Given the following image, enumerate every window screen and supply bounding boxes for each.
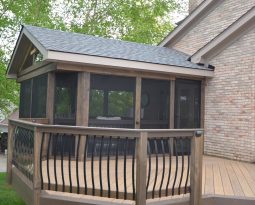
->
[141,79,170,129]
[19,79,32,118]
[89,74,135,128]
[54,73,77,125]
[31,74,47,118]
[175,79,201,129]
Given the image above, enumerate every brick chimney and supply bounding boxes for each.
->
[189,0,204,13]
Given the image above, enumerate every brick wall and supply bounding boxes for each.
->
[204,28,255,162]
[189,0,204,13]
[172,0,255,55]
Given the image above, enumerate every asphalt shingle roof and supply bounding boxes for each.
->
[24,25,206,70]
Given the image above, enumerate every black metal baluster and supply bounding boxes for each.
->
[178,138,184,195]
[54,134,59,191]
[185,138,191,194]
[124,137,128,199]
[172,138,178,196]
[165,138,172,196]
[91,135,96,196]
[99,136,104,197]
[159,138,165,197]
[76,135,81,194]
[107,136,112,198]
[84,135,88,195]
[152,138,158,199]
[46,133,52,190]
[61,134,65,192]
[68,135,72,193]
[132,138,136,200]
[40,132,45,189]
[115,137,120,199]
[146,139,152,198]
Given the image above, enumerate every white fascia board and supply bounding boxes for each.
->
[47,50,214,77]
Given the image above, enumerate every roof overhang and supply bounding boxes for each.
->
[159,0,221,47]
[191,7,255,64]
[47,50,214,77]
[7,26,48,79]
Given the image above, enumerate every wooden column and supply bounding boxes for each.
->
[33,129,43,205]
[76,72,90,159]
[7,121,15,184]
[169,79,175,129]
[46,72,55,124]
[190,131,203,205]
[135,77,142,129]
[200,80,205,154]
[136,132,147,205]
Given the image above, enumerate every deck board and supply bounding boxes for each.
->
[41,155,255,199]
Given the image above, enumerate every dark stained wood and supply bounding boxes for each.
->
[135,77,141,129]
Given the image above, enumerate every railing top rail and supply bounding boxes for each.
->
[9,119,203,138]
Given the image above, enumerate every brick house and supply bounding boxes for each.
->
[160,0,255,162]
[6,0,255,163]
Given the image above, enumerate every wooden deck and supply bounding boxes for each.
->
[41,155,255,199]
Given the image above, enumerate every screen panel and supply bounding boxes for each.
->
[19,79,32,118]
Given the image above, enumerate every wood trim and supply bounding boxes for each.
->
[50,52,214,78]
[57,63,175,80]
[17,63,56,82]
[46,72,55,124]
[18,61,51,77]
[169,79,175,129]
[135,77,142,129]
[34,129,42,205]
[136,132,147,205]
[76,72,90,159]
[190,134,203,205]
[20,118,49,124]
[159,0,220,47]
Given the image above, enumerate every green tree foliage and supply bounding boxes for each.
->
[0,0,182,118]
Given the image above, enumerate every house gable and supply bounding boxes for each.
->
[7,26,48,78]
[161,0,255,55]
[191,7,255,65]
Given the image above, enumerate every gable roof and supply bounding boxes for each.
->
[191,6,255,64]
[159,0,221,47]
[7,25,214,78]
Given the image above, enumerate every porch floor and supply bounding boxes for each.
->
[41,155,255,200]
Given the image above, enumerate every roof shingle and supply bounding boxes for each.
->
[24,25,207,70]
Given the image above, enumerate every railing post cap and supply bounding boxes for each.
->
[195,130,203,137]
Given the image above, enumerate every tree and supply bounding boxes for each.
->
[0,0,182,118]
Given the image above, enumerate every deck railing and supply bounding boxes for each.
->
[7,119,203,205]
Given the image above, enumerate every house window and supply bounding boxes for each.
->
[54,72,77,125]
[89,74,135,128]
[19,74,47,118]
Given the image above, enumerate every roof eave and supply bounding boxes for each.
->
[47,50,214,78]
[158,0,221,47]
[191,7,255,64]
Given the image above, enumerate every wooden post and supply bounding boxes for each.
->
[190,131,203,205]
[200,80,205,154]
[46,72,55,124]
[135,77,142,129]
[169,79,175,129]
[136,132,147,205]
[34,128,42,205]
[7,121,15,184]
[76,72,90,159]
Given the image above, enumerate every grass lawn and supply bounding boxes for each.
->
[0,173,25,205]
